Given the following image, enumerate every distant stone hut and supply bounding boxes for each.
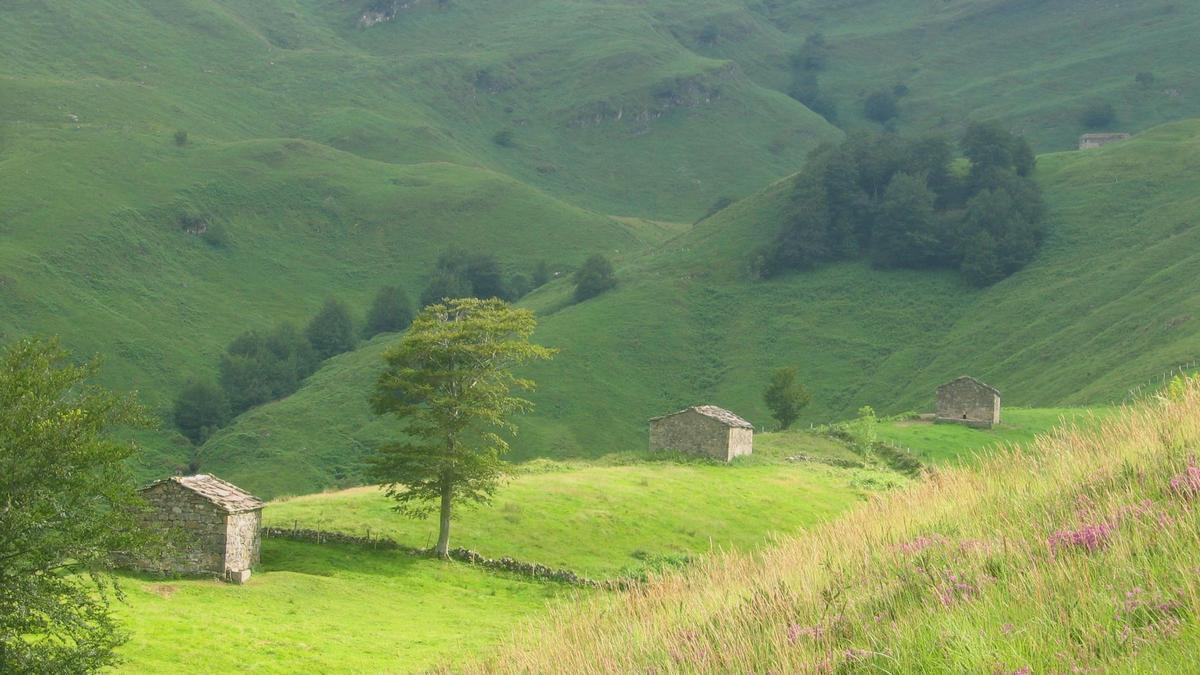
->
[138,474,264,583]
[935,376,1001,429]
[649,405,754,462]
[1079,132,1130,150]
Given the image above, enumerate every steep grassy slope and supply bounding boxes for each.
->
[481,382,1200,673]
[205,121,1200,496]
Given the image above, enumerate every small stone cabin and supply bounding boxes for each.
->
[1079,132,1130,150]
[139,474,264,583]
[649,405,754,462]
[935,376,1001,429]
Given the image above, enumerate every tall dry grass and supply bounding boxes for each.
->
[476,382,1200,673]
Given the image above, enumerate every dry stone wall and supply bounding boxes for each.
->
[139,482,229,575]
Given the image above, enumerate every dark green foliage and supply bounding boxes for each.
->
[761,123,1044,286]
[532,261,551,288]
[763,367,811,429]
[306,298,357,360]
[421,268,474,307]
[220,322,320,414]
[1136,71,1156,88]
[698,22,720,45]
[174,129,188,146]
[788,72,838,122]
[864,90,899,124]
[420,249,521,306]
[173,379,230,444]
[791,33,829,72]
[1080,101,1117,129]
[573,254,617,302]
[871,173,939,269]
[892,83,910,98]
[0,338,155,673]
[492,130,515,147]
[507,274,533,300]
[364,286,414,338]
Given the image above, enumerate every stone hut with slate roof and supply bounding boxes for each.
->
[649,405,754,462]
[138,474,264,583]
[936,376,1001,429]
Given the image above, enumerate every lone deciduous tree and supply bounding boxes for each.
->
[369,298,555,557]
[763,367,812,430]
[0,338,156,672]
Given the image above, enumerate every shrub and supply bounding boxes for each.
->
[763,367,812,430]
[1135,71,1156,88]
[172,379,230,444]
[305,298,357,360]
[573,254,617,302]
[864,90,899,124]
[1080,101,1116,129]
[492,130,515,147]
[174,129,189,146]
[363,285,413,338]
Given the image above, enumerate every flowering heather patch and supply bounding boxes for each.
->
[895,533,949,554]
[1048,522,1115,554]
[934,570,979,606]
[785,623,825,643]
[1168,457,1200,500]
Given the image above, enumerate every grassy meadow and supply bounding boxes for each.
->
[265,436,901,577]
[480,383,1200,672]
[113,539,562,673]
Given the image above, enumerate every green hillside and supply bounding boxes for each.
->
[5,1,1200,489]
[203,120,1200,497]
[482,377,1200,673]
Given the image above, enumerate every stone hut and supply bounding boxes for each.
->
[649,405,754,462]
[935,376,1001,429]
[1079,132,1130,150]
[138,474,264,583]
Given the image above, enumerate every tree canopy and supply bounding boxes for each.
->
[573,254,618,302]
[369,298,555,557]
[0,338,156,673]
[759,124,1044,286]
[363,285,414,338]
[305,298,357,360]
[763,367,812,430]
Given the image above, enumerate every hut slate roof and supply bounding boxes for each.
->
[938,375,1001,396]
[144,474,264,514]
[650,405,754,429]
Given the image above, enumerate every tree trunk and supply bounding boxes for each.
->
[435,480,452,558]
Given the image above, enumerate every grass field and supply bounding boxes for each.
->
[265,433,901,576]
[113,539,562,673]
[480,383,1200,672]
[875,407,1112,464]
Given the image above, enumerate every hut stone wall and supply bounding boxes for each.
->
[936,377,1001,428]
[140,482,230,575]
[650,409,751,461]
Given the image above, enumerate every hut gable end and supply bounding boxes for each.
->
[935,376,1001,429]
[648,405,754,461]
[136,474,263,583]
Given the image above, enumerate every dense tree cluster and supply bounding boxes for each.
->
[173,299,363,447]
[419,249,547,307]
[573,254,617,302]
[758,122,1045,286]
